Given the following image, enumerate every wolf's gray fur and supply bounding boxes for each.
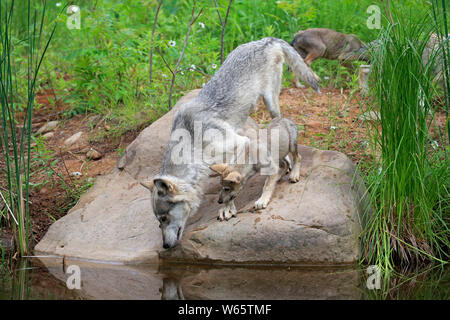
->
[141,37,319,248]
[211,117,302,221]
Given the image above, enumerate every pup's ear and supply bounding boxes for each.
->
[224,171,243,184]
[140,180,154,191]
[210,163,230,177]
[153,178,178,195]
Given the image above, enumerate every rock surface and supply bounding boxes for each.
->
[64,131,83,146]
[37,120,58,134]
[35,89,367,265]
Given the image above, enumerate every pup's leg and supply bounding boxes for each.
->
[254,167,284,210]
[218,200,237,221]
[289,148,302,183]
[283,155,292,173]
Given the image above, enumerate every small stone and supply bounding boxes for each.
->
[86,148,102,160]
[42,132,54,139]
[37,120,58,134]
[64,132,83,146]
[0,235,15,252]
[104,124,111,131]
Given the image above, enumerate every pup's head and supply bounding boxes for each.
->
[140,176,199,249]
[210,164,243,204]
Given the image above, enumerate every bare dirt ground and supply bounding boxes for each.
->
[1,86,447,248]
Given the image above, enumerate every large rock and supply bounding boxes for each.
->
[35,89,367,264]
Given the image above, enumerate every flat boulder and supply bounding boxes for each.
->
[35,89,367,265]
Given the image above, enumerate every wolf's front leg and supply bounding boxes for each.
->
[217,200,237,221]
[254,167,284,210]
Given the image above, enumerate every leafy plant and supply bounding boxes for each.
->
[0,0,56,255]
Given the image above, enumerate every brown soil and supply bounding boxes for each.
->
[1,86,447,249]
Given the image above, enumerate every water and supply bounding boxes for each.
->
[0,256,448,300]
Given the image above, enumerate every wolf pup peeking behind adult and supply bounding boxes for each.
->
[140,37,320,249]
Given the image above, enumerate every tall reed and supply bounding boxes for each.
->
[361,4,449,270]
[0,0,55,255]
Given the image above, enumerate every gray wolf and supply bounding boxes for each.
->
[210,117,302,221]
[291,28,369,87]
[140,37,319,248]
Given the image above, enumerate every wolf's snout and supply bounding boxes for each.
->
[163,243,170,249]
[218,199,223,204]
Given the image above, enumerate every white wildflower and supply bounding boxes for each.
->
[211,63,217,69]
[162,73,168,78]
[168,40,176,47]
[330,125,337,130]
[198,22,205,29]
[56,2,62,7]
[431,140,439,150]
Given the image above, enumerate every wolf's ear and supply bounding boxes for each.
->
[210,163,230,177]
[153,178,178,195]
[140,180,154,191]
[224,171,243,184]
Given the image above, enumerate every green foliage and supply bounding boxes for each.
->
[361,5,449,270]
[0,0,56,256]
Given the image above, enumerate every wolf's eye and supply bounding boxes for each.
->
[223,187,230,192]
[160,216,167,223]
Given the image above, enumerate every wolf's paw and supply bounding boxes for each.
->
[295,82,305,89]
[217,205,236,221]
[254,197,269,210]
[289,164,301,183]
[289,171,301,183]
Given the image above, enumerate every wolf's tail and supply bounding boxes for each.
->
[279,39,321,93]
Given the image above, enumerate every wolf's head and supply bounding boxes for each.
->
[210,164,244,204]
[141,176,200,249]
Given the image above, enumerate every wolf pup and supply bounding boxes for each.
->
[291,28,369,87]
[140,37,319,249]
[210,117,302,221]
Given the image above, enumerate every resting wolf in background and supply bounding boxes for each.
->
[140,37,320,249]
[210,117,302,221]
[291,28,369,87]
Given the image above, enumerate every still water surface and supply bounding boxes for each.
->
[0,256,448,300]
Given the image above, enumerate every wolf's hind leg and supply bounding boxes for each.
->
[263,69,282,118]
[254,167,284,210]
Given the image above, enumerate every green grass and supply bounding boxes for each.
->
[0,0,56,255]
[361,2,449,270]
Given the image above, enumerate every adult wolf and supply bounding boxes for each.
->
[141,37,320,249]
